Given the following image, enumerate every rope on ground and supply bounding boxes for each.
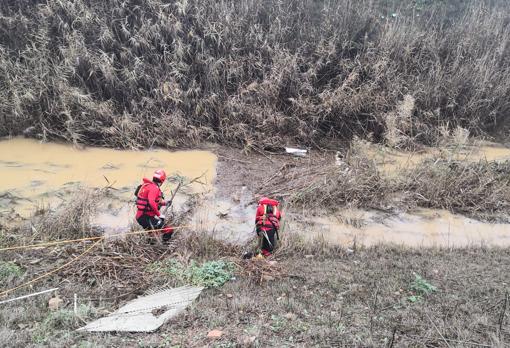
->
[0,220,221,298]
[0,238,103,298]
[0,215,351,253]
[0,228,164,252]
[0,221,217,252]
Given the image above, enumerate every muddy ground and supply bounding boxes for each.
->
[104,247,510,347]
[214,147,322,200]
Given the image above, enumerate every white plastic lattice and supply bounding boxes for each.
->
[77,286,203,332]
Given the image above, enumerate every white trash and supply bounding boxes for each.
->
[285,147,307,157]
[78,286,203,332]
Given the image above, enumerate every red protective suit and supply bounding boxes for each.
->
[255,197,282,256]
[135,178,167,219]
[255,198,281,232]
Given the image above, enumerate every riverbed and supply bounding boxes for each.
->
[1,137,509,248]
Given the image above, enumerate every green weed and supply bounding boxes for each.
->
[0,261,23,281]
[411,273,438,295]
[407,273,438,302]
[214,344,235,348]
[149,259,235,288]
[77,341,96,348]
[32,310,74,344]
[269,315,285,333]
[32,304,96,344]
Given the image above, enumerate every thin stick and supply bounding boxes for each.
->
[499,291,509,340]
[425,312,452,348]
[388,326,397,348]
[162,179,183,216]
[0,287,59,305]
[370,284,379,340]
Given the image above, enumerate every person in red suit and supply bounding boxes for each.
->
[135,169,173,242]
[255,197,282,256]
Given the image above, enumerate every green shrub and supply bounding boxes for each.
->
[149,259,235,288]
[0,261,23,281]
[32,304,96,344]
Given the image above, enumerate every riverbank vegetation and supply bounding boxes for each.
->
[1,147,509,346]
[259,139,510,221]
[1,0,509,149]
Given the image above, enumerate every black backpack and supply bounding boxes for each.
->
[134,184,142,197]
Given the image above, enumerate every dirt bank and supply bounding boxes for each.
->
[2,243,509,347]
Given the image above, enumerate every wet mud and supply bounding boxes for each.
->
[363,141,510,175]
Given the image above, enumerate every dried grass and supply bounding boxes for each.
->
[399,159,510,219]
[31,188,105,241]
[172,229,242,260]
[1,0,509,148]
[59,237,166,302]
[266,152,390,211]
[264,143,510,219]
[384,94,415,148]
[234,258,287,284]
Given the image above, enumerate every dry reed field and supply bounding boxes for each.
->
[1,0,509,149]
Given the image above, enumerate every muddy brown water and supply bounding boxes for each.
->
[0,138,216,219]
[192,187,257,245]
[1,138,509,247]
[299,209,510,248]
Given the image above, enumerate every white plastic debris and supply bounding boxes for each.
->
[0,288,59,305]
[78,286,203,332]
[285,147,307,157]
[335,151,345,166]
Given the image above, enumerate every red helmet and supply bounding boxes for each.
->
[153,169,167,183]
[259,197,279,206]
[258,197,269,204]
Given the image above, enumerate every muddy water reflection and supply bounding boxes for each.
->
[301,209,510,247]
[0,138,216,217]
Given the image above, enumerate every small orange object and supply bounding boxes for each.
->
[207,329,223,339]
